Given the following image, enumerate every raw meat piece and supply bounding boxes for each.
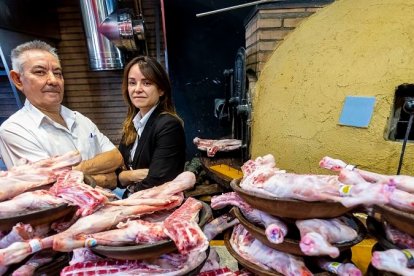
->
[230,224,312,275]
[241,154,393,208]
[61,250,207,276]
[320,156,414,193]
[203,213,239,241]
[49,170,108,216]
[0,151,81,202]
[384,221,414,249]
[0,265,7,275]
[199,248,221,272]
[123,171,196,201]
[199,268,254,276]
[53,195,183,252]
[69,248,103,265]
[211,192,288,243]
[80,219,167,246]
[339,169,412,211]
[296,217,358,258]
[11,250,55,276]
[338,169,414,212]
[0,169,56,202]
[0,172,195,265]
[193,137,242,157]
[241,154,281,177]
[0,197,182,265]
[0,223,33,249]
[316,258,362,276]
[10,150,81,173]
[372,249,414,276]
[163,197,209,255]
[0,190,66,217]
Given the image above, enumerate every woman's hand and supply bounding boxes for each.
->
[118,168,149,187]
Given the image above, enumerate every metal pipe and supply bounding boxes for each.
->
[196,0,281,18]
[79,0,124,71]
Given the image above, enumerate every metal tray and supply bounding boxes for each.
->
[0,173,96,232]
[366,216,400,250]
[223,229,337,276]
[91,200,213,260]
[231,179,354,219]
[0,203,77,232]
[233,207,366,256]
[373,204,414,237]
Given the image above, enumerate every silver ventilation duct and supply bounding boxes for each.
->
[99,9,146,52]
[79,0,124,71]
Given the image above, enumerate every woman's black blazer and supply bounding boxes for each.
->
[118,107,186,191]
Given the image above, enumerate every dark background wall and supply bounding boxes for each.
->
[164,0,252,159]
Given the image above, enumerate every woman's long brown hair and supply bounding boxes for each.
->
[121,56,180,145]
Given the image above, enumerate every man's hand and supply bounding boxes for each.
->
[90,172,118,189]
[118,169,149,187]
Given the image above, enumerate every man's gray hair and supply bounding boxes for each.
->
[11,40,60,73]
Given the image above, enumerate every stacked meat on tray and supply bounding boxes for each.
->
[0,151,223,276]
[321,156,414,276]
[207,153,414,275]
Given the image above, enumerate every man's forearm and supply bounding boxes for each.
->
[75,148,123,175]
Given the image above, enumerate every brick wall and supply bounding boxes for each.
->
[57,0,164,145]
[245,2,333,76]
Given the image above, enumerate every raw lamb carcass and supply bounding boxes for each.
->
[80,219,167,247]
[0,172,196,266]
[241,154,392,208]
[211,192,288,244]
[0,190,66,217]
[193,137,242,157]
[49,170,108,216]
[230,224,312,276]
[337,168,414,212]
[163,197,209,255]
[316,258,362,276]
[203,213,239,241]
[61,250,207,276]
[320,156,414,194]
[296,217,358,258]
[384,222,414,249]
[0,223,34,249]
[371,249,414,276]
[0,151,82,202]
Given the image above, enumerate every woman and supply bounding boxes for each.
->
[117,56,186,196]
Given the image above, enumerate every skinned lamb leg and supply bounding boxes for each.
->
[79,219,167,246]
[231,224,312,276]
[53,196,183,252]
[0,190,66,216]
[211,192,288,243]
[0,223,34,249]
[320,156,414,193]
[11,250,56,276]
[338,169,414,212]
[111,171,196,204]
[203,213,239,241]
[296,217,357,258]
[0,236,53,266]
[371,249,414,276]
[0,197,183,266]
[242,166,392,208]
[316,258,362,276]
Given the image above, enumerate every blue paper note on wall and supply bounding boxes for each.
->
[338,96,376,128]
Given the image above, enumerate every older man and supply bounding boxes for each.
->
[0,40,123,188]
